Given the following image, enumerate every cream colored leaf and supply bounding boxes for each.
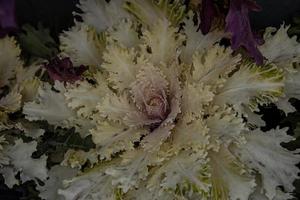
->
[65,72,110,118]
[91,121,147,160]
[58,164,117,200]
[181,83,214,116]
[102,44,139,91]
[192,45,241,85]
[0,88,22,113]
[98,93,156,127]
[77,0,131,32]
[147,150,210,199]
[106,149,157,192]
[172,117,210,151]
[141,19,184,64]
[214,63,284,112]
[107,19,140,48]
[0,37,22,88]
[15,64,40,85]
[0,166,18,188]
[124,0,186,26]
[181,13,223,64]
[209,146,256,200]
[141,123,175,152]
[20,78,40,102]
[60,23,105,67]
[206,106,246,147]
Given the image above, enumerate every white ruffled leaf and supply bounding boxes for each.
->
[60,23,105,67]
[58,164,117,200]
[235,128,300,199]
[0,166,18,188]
[181,13,223,64]
[5,139,48,183]
[206,106,246,147]
[23,81,75,126]
[106,150,158,193]
[77,0,131,32]
[259,25,300,68]
[37,165,78,200]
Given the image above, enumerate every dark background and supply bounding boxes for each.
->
[14,0,300,38]
[0,0,299,199]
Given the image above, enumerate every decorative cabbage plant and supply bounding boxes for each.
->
[2,0,298,199]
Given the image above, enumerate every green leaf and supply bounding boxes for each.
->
[18,23,59,60]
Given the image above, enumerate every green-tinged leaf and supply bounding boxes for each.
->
[18,24,58,60]
[124,0,186,26]
[215,63,284,112]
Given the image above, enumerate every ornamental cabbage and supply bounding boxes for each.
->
[21,0,300,200]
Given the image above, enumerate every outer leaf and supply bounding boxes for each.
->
[23,81,75,126]
[37,166,78,200]
[147,150,211,199]
[0,37,22,88]
[0,88,21,113]
[209,146,256,200]
[106,150,157,193]
[259,25,300,68]
[60,23,105,67]
[77,0,131,32]
[235,128,300,199]
[192,45,241,85]
[124,0,186,26]
[181,12,223,64]
[0,136,9,167]
[58,163,118,200]
[206,106,246,147]
[5,139,48,183]
[214,63,284,112]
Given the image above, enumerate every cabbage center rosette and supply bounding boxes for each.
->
[23,0,300,200]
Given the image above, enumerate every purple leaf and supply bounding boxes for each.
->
[44,57,87,83]
[0,0,17,37]
[225,0,264,64]
[199,0,217,34]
